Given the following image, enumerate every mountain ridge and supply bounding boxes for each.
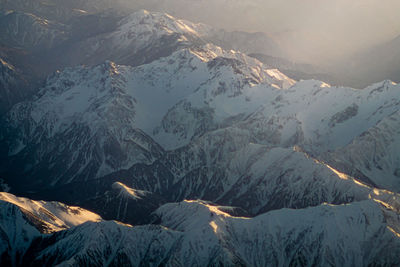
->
[0,6,400,266]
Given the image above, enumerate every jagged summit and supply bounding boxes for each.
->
[111,181,150,199]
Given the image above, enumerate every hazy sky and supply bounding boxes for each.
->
[123,0,400,63]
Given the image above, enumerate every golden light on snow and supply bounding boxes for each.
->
[387,226,400,238]
[373,188,381,196]
[0,192,102,233]
[325,164,350,180]
[210,221,219,233]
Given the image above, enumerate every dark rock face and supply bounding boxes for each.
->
[0,58,28,114]
[80,182,167,225]
[329,103,359,127]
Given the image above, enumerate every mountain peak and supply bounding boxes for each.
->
[112,182,150,200]
[119,9,208,38]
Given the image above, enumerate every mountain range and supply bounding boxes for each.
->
[0,3,400,266]
[1,191,400,266]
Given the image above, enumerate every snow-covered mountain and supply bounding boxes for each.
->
[0,60,164,192]
[165,143,375,214]
[80,182,166,225]
[1,5,400,266]
[0,192,102,266]
[1,195,398,266]
[0,201,42,266]
[153,199,400,266]
[0,11,68,50]
[0,7,291,113]
[0,8,290,113]
[0,192,101,233]
[11,110,400,227]
[60,9,286,69]
[245,79,400,154]
[0,43,293,192]
[61,10,206,67]
[325,109,400,192]
[2,39,400,218]
[111,129,400,218]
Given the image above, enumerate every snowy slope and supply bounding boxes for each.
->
[0,192,102,266]
[25,221,181,267]
[1,4,400,267]
[156,199,400,266]
[128,44,294,148]
[2,41,400,212]
[43,126,400,222]
[2,42,400,208]
[0,201,41,266]
[0,43,293,191]
[62,9,287,69]
[162,126,400,215]
[0,7,290,91]
[0,61,164,191]
[0,192,101,233]
[63,9,207,67]
[241,79,400,154]
[11,199,400,266]
[325,109,400,191]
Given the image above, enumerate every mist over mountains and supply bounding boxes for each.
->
[123,0,400,87]
[0,1,400,266]
[1,0,399,88]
